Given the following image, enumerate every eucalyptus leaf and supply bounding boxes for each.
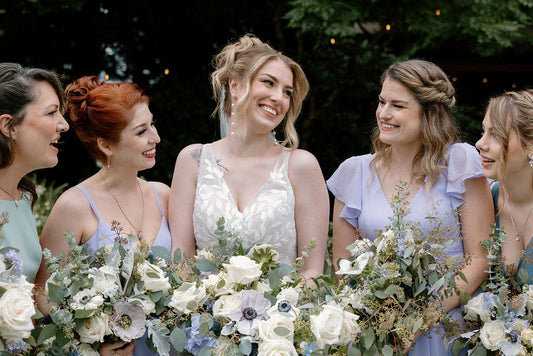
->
[170,327,186,352]
[196,258,217,272]
[239,339,252,355]
[151,246,171,261]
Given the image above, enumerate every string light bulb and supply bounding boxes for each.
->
[483,78,488,83]
[104,73,109,80]
[436,9,441,16]
[330,38,336,44]
[385,24,391,31]
[164,68,169,75]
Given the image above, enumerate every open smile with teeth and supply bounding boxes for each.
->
[261,105,277,116]
[143,148,156,156]
[382,123,398,129]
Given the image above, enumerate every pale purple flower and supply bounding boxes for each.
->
[228,290,271,335]
[5,339,30,354]
[5,249,23,278]
[109,301,146,342]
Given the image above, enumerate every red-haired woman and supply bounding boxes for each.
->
[35,76,170,356]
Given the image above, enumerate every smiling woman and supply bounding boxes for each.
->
[0,62,68,282]
[34,76,170,356]
[327,59,494,355]
[169,34,330,282]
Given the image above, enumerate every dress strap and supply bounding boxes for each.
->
[147,182,164,216]
[74,186,102,220]
[274,149,291,173]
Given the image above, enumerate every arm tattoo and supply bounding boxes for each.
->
[190,148,202,165]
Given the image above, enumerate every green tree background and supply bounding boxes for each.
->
[1,0,532,189]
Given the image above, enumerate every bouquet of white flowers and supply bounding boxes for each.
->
[452,227,533,356]
[333,183,466,355]
[0,212,37,355]
[165,218,299,355]
[38,230,176,355]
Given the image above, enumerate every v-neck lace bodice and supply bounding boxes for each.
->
[193,144,296,265]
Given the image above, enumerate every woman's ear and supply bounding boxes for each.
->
[97,137,113,157]
[228,78,240,98]
[0,114,14,138]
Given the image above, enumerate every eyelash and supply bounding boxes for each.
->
[137,121,156,135]
[262,80,293,97]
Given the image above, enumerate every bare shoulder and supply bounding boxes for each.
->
[288,148,322,174]
[176,143,204,164]
[148,181,170,199]
[52,186,92,214]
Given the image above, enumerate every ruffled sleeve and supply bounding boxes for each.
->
[445,142,484,210]
[327,154,373,228]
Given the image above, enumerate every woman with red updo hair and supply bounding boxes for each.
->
[35,76,171,356]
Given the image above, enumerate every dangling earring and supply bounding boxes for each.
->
[107,156,111,172]
[529,154,533,168]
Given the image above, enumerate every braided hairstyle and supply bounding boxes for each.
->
[65,76,149,163]
[372,59,459,189]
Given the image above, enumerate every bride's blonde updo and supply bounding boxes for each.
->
[65,76,149,162]
[372,59,459,189]
[211,34,309,149]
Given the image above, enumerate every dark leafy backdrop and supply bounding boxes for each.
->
[1,0,532,189]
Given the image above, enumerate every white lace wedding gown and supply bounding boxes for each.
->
[193,144,297,265]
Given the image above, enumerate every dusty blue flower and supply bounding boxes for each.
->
[185,313,218,355]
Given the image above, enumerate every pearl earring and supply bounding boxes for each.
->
[529,154,533,168]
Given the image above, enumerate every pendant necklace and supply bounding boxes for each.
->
[505,192,533,242]
[0,185,19,208]
[391,160,412,196]
[105,178,145,239]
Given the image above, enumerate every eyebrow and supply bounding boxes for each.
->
[259,73,294,90]
[378,95,409,104]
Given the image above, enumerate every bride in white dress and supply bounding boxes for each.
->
[168,34,329,279]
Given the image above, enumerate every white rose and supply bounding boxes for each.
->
[77,313,111,344]
[464,293,491,322]
[76,343,100,356]
[168,282,206,314]
[213,294,242,318]
[521,328,533,347]
[136,261,171,295]
[337,309,361,345]
[310,304,344,348]
[0,284,36,339]
[336,251,373,276]
[524,287,533,313]
[258,313,294,342]
[258,338,298,356]
[479,320,506,351]
[201,272,235,296]
[71,289,104,310]
[225,256,262,285]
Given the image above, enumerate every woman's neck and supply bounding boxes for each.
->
[501,171,533,206]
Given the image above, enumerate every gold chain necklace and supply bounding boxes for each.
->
[505,192,533,242]
[0,185,19,208]
[104,178,144,239]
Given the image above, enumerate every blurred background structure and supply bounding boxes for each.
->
[1,0,532,188]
